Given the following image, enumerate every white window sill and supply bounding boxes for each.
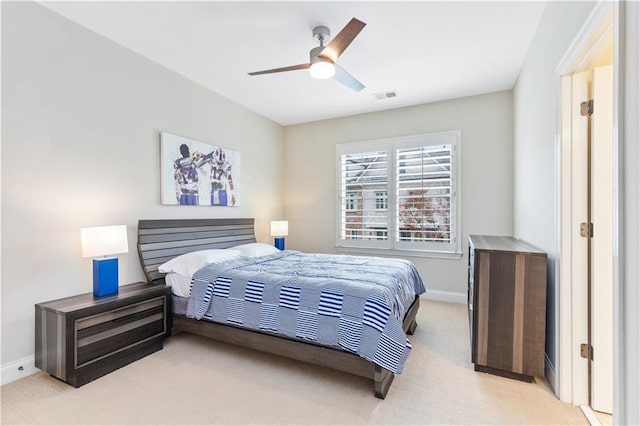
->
[335,245,463,260]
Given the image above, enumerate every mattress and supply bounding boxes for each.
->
[172,294,189,315]
[165,272,192,298]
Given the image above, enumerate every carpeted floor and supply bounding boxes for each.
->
[1,299,587,425]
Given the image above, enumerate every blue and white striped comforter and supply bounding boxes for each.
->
[186,250,425,374]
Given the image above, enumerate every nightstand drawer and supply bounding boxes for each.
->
[76,297,164,330]
[75,296,166,368]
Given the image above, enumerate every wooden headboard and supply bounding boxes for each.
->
[137,218,256,284]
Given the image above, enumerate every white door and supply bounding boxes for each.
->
[569,71,590,406]
[591,64,614,414]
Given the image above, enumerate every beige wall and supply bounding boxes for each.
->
[283,91,514,301]
[1,2,284,371]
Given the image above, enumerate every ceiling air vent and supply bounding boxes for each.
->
[374,91,398,100]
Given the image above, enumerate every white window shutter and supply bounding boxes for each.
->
[337,131,460,254]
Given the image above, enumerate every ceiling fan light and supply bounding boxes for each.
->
[310,61,335,79]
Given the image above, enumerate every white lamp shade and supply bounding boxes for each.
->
[81,225,129,258]
[310,61,335,79]
[270,221,288,237]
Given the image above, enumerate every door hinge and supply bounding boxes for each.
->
[580,222,593,238]
[580,343,593,360]
[580,99,594,116]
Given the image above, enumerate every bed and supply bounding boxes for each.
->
[137,218,424,398]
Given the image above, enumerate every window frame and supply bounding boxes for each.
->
[336,131,462,257]
[345,192,357,211]
[374,191,388,210]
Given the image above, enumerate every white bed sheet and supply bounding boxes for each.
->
[165,272,191,298]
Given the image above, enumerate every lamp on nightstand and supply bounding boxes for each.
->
[81,225,129,297]
[270,221,288,250]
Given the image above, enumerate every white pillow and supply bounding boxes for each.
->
[158,249,243,277]
[231,242,280,257]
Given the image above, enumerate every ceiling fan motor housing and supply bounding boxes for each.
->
[310,46,329,64]
[309,45,335,79]
[312,25,330,44]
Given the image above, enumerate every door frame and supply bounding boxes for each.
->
[554,0,622,416]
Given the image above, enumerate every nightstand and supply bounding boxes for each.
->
[35,282,171,387]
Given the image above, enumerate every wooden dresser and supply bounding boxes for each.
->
[468,235,547,381]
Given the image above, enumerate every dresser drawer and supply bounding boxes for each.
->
[74,296,167,368]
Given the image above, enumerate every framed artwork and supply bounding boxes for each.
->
[160,132,241,206]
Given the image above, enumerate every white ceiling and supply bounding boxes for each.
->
[41,1,546,126]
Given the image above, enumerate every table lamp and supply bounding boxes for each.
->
[270,221,288,250]
[81,225,129,297]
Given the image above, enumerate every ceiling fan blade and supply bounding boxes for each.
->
[333,64,365,92]
[248,63,310,76]
[318,17,366,62]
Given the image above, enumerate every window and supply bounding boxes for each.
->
[345,192,357,211]
[375,191,388,210]
[337,131,460,254]
[339,149,389,242]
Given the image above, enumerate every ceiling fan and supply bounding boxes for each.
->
[248,17,367,92]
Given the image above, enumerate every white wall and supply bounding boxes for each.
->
[512,0,596,380]
[283,91,514,301]
[620,2,640,423]
[1,2,284,377]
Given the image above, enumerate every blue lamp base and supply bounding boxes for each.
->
[274,237,285,250]
[93,258,119,297]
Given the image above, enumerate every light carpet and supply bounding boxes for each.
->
[1,299,587,425]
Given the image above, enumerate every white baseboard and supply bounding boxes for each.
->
[423,289,466,304]
[1,355,38,385]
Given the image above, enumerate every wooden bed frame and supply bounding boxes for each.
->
[137,218,419,399]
